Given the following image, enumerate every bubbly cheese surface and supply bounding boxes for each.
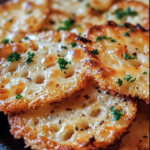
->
[0,0,50,32]
[0,31,90,114]
[9,80,137,150]
[84,25,149,103]
[106,1,149,29]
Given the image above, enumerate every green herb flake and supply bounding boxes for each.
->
[61,46,68,49]
[27,10,32,14]
[23,37,30,41]
[8,19,12,23]
[7,52,21,62]
[57,58,71,71]
[86,3,90,7]
[123,75,136,83]
[123,32,130,36]
[95,36,111,42]
[70,42,77,48]
[114,7,138,20]
[44,27,48,31]
[57,18,75,31]
[2,39,10,45]
[143,71,147,75]
[111,39,117,42]
[110,106,124,121]
[91,49,99,55]
[116,79,123,86]
[16,94,22,99]
[49,20,55,24]
[26,52,35,64]
[122,53,137,60]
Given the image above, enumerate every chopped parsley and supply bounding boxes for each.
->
[123,32,130,36]
[57,58,71,71]
[27,10,32,14]
[61,46,68,49]
[114,7,138,19]
[110,106,124,121]
[7,52,21,62]
[116,79,123,86]
[23,37,30,41]
[111,39,117,42]
[26,52,35,64]
[44,28,48,31]
[2,39,10,45]
[95,36,111,42]
[8,19,12,23]
[91,49,99,55]
[123,75,136,83]
[16,94,22,99]
[86,3,91,7]
[70,42,77,47]
[95,36,116,43]
[122,53,137,60]
[143,71,147,75]
[57,18,75,31]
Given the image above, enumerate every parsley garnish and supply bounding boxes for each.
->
[114,7,138,19]
[111,39,117,42]
[61,46,68,49]
[86,3,91,7]
[123,32,130,36]
[27,10,32,14]
[95,36,111,42]
[91,49,99,55]
[70,42,77,47]
[26,52,35,64]
[2,39,10,45]
[116,79,123,86]
[16,94,22,99]
[123,75,136,83]
[122,53,137,60]
[110,106,124,121]
[8,19,12,23]
[23,37,30,41]
[143,71,147,75]
[7,52,21,62]
[44,28,48,31]
[57,58,71,71]
[57,18,75,31]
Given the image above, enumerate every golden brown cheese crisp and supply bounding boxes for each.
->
[0,0,50,33]
[118,100,149,150]
[106,1,149,30]
[0,31,91,114]
[82,24,149,103]
[8,81,137,150]
[133,0,149,6]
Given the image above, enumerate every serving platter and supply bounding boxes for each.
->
[0,112,31,150]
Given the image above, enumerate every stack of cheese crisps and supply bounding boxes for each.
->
[0,0,149,150]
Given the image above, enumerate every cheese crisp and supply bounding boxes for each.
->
[106,1,149,30]
[84,24,149,103]
[0,31,91,114]
[0,0,50,33]
[9,81,137,150]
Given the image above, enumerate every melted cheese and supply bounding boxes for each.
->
[85,25,149,103]
[9,81,137,150]
[0,31,90,114]
[106,1,149,29]
[0,0,50,32]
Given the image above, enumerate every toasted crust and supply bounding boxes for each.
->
[8,80,137,150]
[133,0,149,6]
[118,100,149,150]
[106,1,149,29]
[82,25,149,103]
[0,0,50,33]
[0,31,92,114]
